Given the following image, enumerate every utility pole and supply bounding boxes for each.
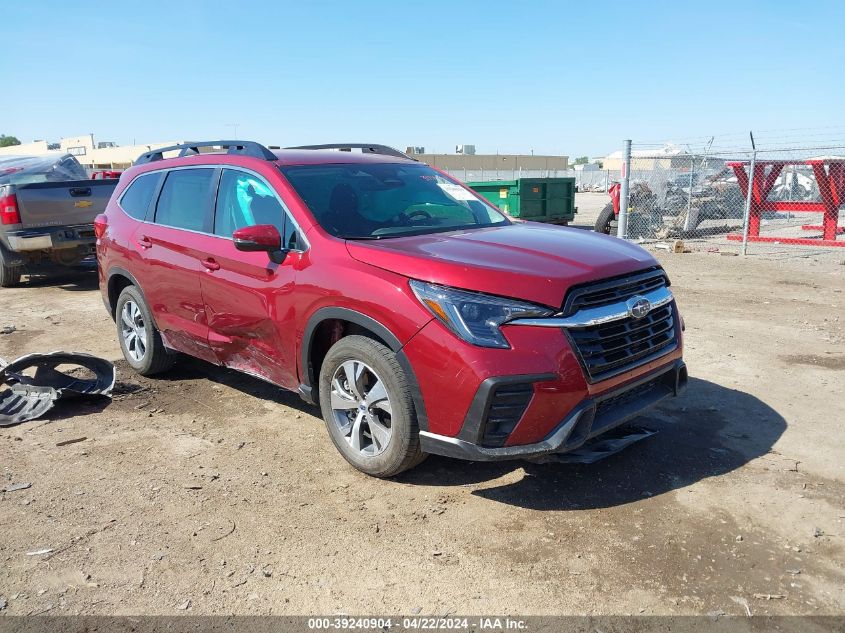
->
[617,140,632,239]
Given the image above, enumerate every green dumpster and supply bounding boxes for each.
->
[466,178,577,224]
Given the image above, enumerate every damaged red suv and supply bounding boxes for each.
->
[96,141,686,477]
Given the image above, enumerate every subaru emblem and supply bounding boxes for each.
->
[627,295,651,319]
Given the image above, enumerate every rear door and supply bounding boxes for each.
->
[197,168,305,389]
[132,167,219,363]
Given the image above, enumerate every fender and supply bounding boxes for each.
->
[299,306,429,431]
[106,266,159,327]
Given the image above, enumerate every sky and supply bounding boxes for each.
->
[3,0,845,157]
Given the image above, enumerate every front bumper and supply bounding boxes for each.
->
[419,360,686,461]
[402,293,684,462]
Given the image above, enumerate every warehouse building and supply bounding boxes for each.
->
[0,135,571,176]
[413,152,568,172]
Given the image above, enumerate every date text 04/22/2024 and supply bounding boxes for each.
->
[306,617,527,630]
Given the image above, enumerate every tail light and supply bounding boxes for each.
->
[0,193,21,225]
[94,213,108,239]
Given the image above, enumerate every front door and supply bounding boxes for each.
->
[198,168,305,389]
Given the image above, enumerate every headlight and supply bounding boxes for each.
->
[410,280,554,349]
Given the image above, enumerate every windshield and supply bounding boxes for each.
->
[280,163,509,239]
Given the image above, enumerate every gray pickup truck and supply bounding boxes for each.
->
[0,154,118,287]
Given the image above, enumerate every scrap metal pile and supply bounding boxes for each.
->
[0,352,115,426]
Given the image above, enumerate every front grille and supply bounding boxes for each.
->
[568,304,676,381]
[481,382,534,447]
[562,267,668,316]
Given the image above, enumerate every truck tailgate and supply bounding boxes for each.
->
[15,179,118,229]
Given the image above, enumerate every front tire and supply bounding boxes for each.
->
[115,286,175,375]
[319,335,425,477]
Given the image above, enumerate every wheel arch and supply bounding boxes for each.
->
[106,267,158,327]
[300,307,429,431]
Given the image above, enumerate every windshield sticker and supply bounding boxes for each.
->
[437,182,476,201]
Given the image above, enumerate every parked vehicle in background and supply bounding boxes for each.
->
[91,170,123,180]
[594,181,663,238]
[595,171,747,239]
[0,154,119,286]
[97,141,686,477]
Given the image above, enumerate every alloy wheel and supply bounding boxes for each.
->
[330,360,393,457]
[120,300,147,363]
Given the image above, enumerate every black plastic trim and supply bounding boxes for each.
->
[134,140,277,165]
[297,383,315,405]
[105,267,157,326]
[456,373,556,445]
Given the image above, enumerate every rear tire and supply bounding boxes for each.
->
[0,253,22,288]
[594,203,617,235]
[115,285,175,375]
[319,335,425,477]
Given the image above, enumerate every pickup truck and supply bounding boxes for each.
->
[0,153,118,286]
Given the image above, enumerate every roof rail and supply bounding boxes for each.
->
[285,144,417,161]
[134,140,277,165]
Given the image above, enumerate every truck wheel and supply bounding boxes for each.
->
[594,203,617,235]
[319,335,425,477]
[115,286,175,375]
[0,253,22,288]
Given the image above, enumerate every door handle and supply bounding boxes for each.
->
[202,258,220,271]
[137,236,152,249]
[70,187,92,197]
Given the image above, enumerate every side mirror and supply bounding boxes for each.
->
[233,224,288,264]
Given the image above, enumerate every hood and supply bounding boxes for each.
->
[346,222,658,308]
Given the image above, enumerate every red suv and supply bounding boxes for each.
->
[96,141,686,477]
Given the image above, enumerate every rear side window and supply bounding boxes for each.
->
[154,169,214,232]
[119,172,160,220]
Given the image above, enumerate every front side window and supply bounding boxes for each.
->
[214,169,302,249]
[154,168,214,232]
[280,162,509,239]
[119,172,160,220]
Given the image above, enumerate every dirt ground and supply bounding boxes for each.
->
[0,248,843,617]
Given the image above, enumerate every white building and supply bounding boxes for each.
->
[0,134,179,169]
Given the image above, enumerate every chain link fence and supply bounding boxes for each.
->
[612,134,845,257]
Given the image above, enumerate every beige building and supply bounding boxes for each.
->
[603,145,695,171]
[0,134,178,169]
[415,153,568,172]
